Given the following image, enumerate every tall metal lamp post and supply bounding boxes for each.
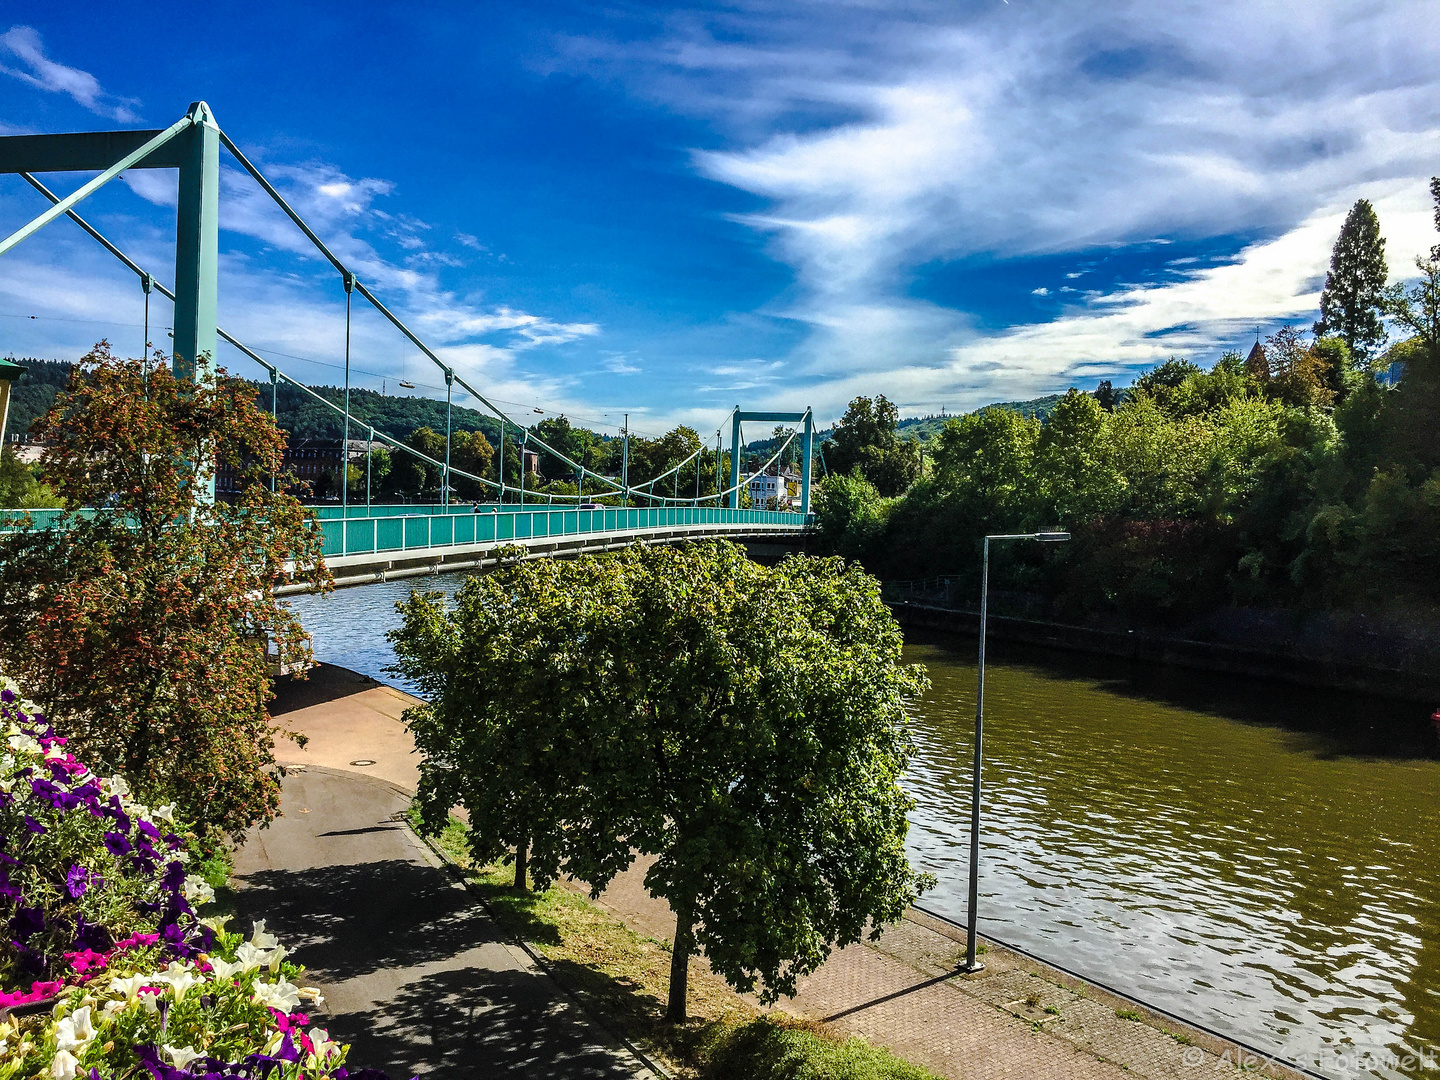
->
[961,528,1070,973]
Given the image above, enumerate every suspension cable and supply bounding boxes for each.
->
[13,175,608,503]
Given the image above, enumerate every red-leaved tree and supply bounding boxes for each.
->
[0,344,331,839]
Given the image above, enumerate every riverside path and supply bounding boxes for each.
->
[266,664,1307,1080]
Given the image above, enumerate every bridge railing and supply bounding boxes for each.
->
[0,504,811,560]
[316,504,807,559]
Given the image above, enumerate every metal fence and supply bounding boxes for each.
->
[0,503,811,560]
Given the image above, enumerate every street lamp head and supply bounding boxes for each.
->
[1036,529,1070,542]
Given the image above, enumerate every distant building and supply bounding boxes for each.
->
[215,438,369,499]
[745,469,802,510]
[5,432,43,464]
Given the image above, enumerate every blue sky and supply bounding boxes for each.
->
[1,2,1438,437]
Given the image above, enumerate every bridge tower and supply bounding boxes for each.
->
[730,408,813,515]
[0,101,221,383]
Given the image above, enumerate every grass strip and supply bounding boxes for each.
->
[408,806,941,1080]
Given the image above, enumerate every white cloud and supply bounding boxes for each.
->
[603,353,642,375]
[0,26,139,122]
[575,0,1440,417]
[1031,287,1049,296]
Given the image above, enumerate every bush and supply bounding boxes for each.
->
[701,1017,939,1080]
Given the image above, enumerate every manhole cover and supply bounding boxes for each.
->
[350,759,377,767]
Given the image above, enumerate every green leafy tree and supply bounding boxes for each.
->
[823,396,920,496]
[1033,390,1122,523]
[1316,198,1389,364]
[0,344,331,838]
[392,541,931,1022]
[0,446,56,508]
[349,444,392,501]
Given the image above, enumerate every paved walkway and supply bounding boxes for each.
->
[232,761,653,1078]
[267,664,1299,1080]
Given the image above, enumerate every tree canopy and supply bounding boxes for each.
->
[822,395,922,496]
[1316,198,1389,364]
[390,541,930,1021]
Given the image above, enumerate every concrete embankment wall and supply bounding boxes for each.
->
[889,601,1440,704]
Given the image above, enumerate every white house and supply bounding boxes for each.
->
[745,470,802,510]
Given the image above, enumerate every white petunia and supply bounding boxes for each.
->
[207,956,241,980]
[307,1027,342,1064]
[250,920,278,949]
[235,942,269,973]
[49,1049,79,1080]
[164,1045,203,1069]
[153,961,200,1001]
[199,913,230,934]
[54,1006,95,1051]
[108,973,152,1000]
[250,977,301,1013]
[101,999,128,1020]
[184,876,215,905]
[152,802,176,823]
[103,774,130,797]
[267,944,288,973]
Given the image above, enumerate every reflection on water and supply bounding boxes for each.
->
[283,575,468,695]
[285,577,1440,1079]
[904,632,1440,1079]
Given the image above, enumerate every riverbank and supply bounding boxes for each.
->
[889,600,1440,704]
[269,662,1307,1080]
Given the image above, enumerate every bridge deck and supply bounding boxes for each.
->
[1,503,811,592]
[300,504,808,591]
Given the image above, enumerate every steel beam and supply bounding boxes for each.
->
[0,130,185,173]
[800,408,813,516]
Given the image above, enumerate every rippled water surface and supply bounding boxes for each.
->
[904,633,1440,1079]
[286,579,1440,1078]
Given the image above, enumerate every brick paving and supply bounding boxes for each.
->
[273,664,1302,1080]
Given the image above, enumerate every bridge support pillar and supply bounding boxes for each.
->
[800,407,813,516]
[172,102,219,387]
[730,407,743,509]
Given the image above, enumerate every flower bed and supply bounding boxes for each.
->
[0,677,396,1079]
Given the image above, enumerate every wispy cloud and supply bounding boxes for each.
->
[603,353,642,375]
[566,0,1440,419]
[0,26,139,122]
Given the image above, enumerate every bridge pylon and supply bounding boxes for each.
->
[730,408,813,515]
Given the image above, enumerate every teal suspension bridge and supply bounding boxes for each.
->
[0,102,815,577]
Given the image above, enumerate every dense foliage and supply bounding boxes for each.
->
[0,679,390,1080]
[390,541,931,1021]
[0,346,331,839]
[817,323,1439,621]
[821,396,921,496]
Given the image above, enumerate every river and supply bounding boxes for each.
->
[284,575,1440,1079]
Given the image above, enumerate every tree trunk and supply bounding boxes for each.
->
[666,902,694,1023]
[513,837,528,892]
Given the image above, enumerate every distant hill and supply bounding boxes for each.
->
[4,359,72,437]
[1,360,520,446]
[7,359,1069,458]
[896,394,1065,441]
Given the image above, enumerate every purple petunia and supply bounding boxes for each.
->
[103,831,133,857]
[65,864,90,898]
[9,905,43,941]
